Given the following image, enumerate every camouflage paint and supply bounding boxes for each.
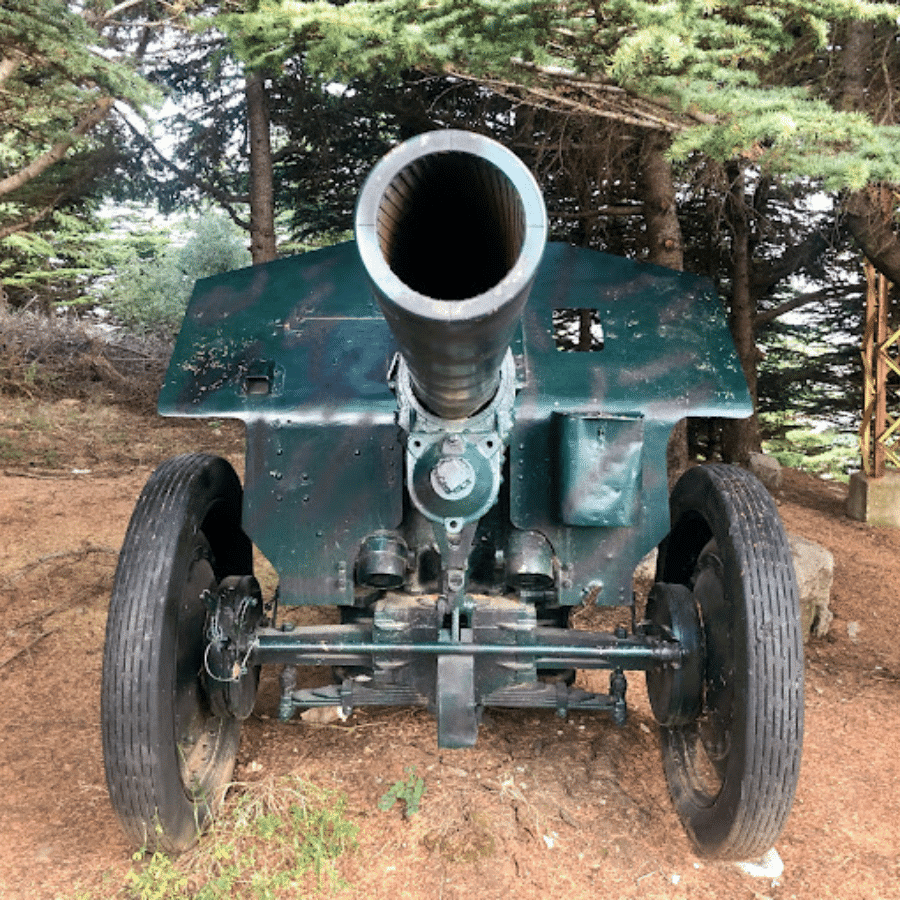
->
[159,239,748,609]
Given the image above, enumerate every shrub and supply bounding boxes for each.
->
[103,213,251,336]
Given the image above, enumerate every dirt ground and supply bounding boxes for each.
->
[1,395,899,900]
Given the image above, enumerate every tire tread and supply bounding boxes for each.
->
[101,454,244,851]
[661,463,804,859]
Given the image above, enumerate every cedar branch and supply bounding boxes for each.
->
[754,290,834,328]
[0,96,114,198]
[0,201,61,241]
[120,115,251,230]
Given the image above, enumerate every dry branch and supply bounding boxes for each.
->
[447,67,682,132]
[0,630,57,670]
[2,544,118,588]
[0,306,170,411]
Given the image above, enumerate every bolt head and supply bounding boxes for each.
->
[431,456,475,499]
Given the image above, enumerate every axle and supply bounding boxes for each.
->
[247,624,685,670]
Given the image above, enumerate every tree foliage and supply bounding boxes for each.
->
[206,1,900,461]
[101,211,252,335]
[217,1,900,189]
[0,1,153,203]
[0,0,157,304]
[5,0,900,466]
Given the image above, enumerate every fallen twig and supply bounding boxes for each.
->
[2,544,117,586]
[2,469,80,480]
[0,629,57,669]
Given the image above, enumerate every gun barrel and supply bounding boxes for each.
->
[356,130,547,420]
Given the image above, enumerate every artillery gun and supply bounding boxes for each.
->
[101,130,803,859]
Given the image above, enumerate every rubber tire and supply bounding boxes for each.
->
[101,453,253,853]
[656,464,804,860]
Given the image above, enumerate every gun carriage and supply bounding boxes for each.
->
[101,130,803,860]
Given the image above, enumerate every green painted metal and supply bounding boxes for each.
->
[248,630,685,667]
[557,413,644,527]
[243,417,401,606]
[159,239,749,610]
[158,243,396,419]
[152,129,758,753]
[159,240,747,422]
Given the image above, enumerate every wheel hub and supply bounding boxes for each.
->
[645,582,704,727]
[203,575,263,720]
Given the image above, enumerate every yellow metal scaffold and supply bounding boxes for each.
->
[859,261,900,476]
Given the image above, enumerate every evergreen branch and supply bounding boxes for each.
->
[119,113,251,230]
[754,289,833,328]
[0,154,103,249]
[445,56,720,135]
[90,0,192,29]
[102,0,155,19]
[0,199,62,241]
[0,96,114,198]
[509,56,718,127]
[751,231,830,294]
[549,204,646,219]
[444,67,680,132]
[0,158,99,242]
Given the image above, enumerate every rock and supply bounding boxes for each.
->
[300,706,349,724]
[788,533,834,641]
[735,846,784,878]
[632,528,833,643]
[633,548,657,582]
[748,452,782,492]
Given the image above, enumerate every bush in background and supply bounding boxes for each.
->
[102,212,251,336]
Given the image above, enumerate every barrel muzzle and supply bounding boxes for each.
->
[356,130,547,420]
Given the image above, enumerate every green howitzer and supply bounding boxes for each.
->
[101,130,804,861]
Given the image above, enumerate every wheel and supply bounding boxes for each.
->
[651,464,804,860]
[101,453,253,853]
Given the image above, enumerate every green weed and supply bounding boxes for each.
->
[378,767,426,817]
[91,776,358,900]
[0,436,25,463]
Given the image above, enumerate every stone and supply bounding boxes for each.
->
[735,847,784,879]
[633,548,658,582]
[788,533,834,641]
[631,530,833,643]
[300,706,349,724]
[748,452,782,492]
[846,469,900,528]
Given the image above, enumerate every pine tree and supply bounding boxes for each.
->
[216,1,900,186]
[0,0,153,305]
[210,2,900,461]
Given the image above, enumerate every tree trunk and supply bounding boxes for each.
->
[844,187,900,286]
[638,131,689,483]
[640,131,683,270]
[840,20,873,114]
[721,165,760,464]
[245,70,277,264]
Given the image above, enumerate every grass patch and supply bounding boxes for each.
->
[86,777,358,900]
[761,413,859,482]
[0,435,25,464]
